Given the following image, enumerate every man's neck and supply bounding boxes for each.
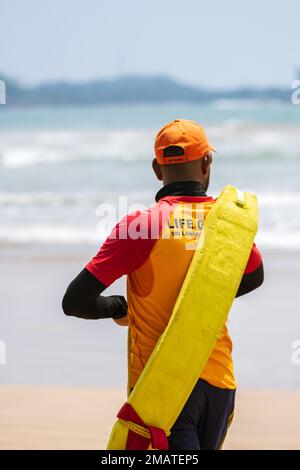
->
[155,180,207,202]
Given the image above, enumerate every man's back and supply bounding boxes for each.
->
[86,181,262,390]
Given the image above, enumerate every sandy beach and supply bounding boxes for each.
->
[0,386,299,450]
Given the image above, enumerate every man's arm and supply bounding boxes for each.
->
[236,244,264,297]
[62,268,127,319]
[62,210,155,320]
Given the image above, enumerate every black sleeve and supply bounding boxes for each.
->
[62,268,127,320]
[236,262,264,298]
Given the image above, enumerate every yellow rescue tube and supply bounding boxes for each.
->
[107,185,258,450]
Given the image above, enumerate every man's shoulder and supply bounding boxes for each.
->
[116,201,169,241]
[116,195,215,239]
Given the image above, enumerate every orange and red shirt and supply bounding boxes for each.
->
[86,183,262,390]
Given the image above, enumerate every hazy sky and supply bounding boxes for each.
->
[1,0,299,88]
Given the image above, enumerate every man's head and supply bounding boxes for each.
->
[152,119,215,191]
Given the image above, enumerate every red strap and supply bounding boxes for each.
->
[117,402,169,450]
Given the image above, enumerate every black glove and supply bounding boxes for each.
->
[108,295,128,319]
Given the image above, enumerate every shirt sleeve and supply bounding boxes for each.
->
[85,210,157,287]
[244,243,263,274]
[236,243,264,297]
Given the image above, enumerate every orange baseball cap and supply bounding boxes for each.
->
[154,119,215,165]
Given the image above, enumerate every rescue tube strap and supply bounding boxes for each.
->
[118,403,169,450]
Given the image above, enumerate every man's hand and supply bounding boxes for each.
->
[111,296,128,326]
[109,295,128,319]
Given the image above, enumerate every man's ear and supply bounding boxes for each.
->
[201,153,212,176]
[152,158,163,181]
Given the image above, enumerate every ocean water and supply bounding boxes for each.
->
[0,101,300,250]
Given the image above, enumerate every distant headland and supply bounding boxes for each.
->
[0,74,292,106]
